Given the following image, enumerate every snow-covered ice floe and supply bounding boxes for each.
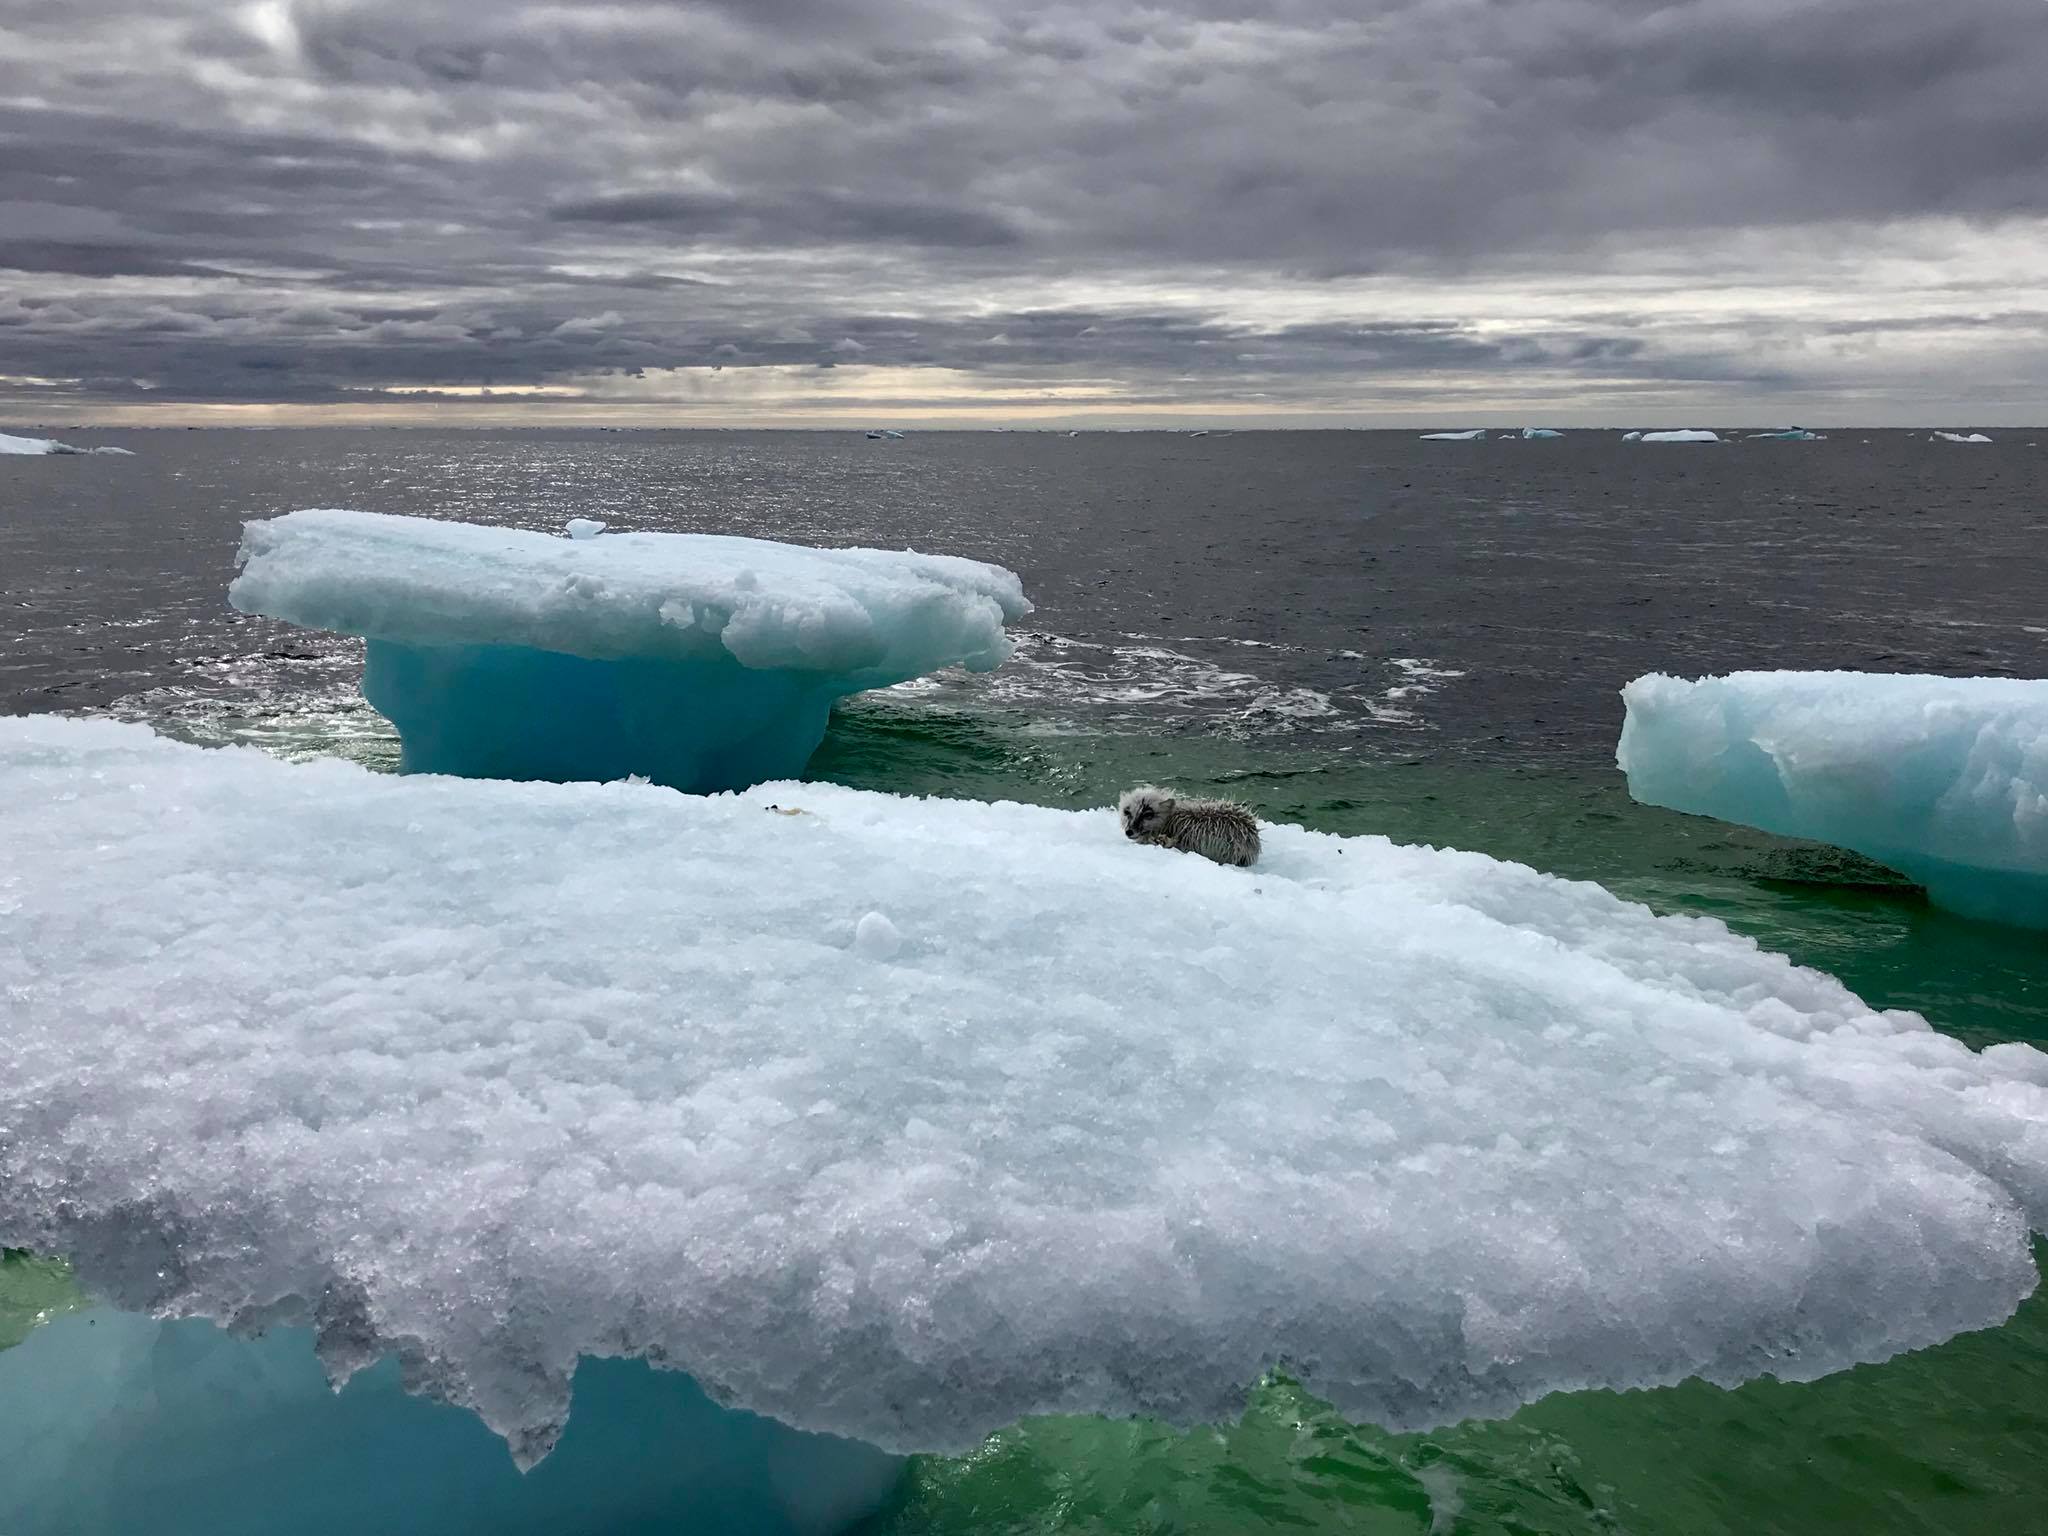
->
[229,509,1030,792]
[4,717,2045,1513]
[1619,671,2048,926]
[1519,427,1565,439]
[1419,428,1487,440]
[1935,431,1993,443]
[1638,429,1721,443]
[1746,428,1824,441]
[0,430,133,456]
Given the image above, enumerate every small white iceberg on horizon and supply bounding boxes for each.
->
[1,430,132,456]
[1419,429,1487,441]
[1638,429,1721,443]
[1746,428,1824,441]
[1934,431,1993,443]
[1519,428,1564,439]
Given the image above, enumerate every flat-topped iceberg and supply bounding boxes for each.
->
[1519,427,1564,439]
[5,718,2044,1498]
[1747,428,1823,441]
[229,509,1030,792]
[1619,671,2048,926]
[1419,428,1487,440]
[1639,429,1720,443]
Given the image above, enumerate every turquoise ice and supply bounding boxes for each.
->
[1619,671,2048,926]
[229,509,1030,792]
[1,1309,899,1536]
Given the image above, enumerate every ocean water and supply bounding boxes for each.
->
[4,426,2047,1533]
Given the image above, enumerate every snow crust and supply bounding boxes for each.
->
[1419,429,1487,440]
[1639,429,1721,443]
[228,509,1030,791]
[1619,671,2048,926]
[4,717,2045,1467]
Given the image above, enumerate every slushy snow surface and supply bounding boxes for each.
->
[1639,429,1721,443]
[1619,672,2048,926]
[5,717,2046,1466]
[229,509,1030,791]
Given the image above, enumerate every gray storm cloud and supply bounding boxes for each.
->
[2,0,2045,419]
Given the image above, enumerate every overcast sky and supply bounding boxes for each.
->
[4,0,2046,425]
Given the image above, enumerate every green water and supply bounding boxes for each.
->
[11,699,2047,1533]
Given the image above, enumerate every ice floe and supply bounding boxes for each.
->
[3,715,2044,1474]
[228,510,1029,792]
[1619,671,2048,926]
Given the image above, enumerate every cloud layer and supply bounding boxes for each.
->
[4,0,2046,421]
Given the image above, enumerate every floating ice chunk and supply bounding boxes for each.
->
[1419,429,1487,440]
[88,445,136,455]
[1638,429,1721,443]
[1519,427,1564,439]
[0,430,81,455]
[229,509,1030,792]
[1618,671,2048,926]
[1935,431,1993,443]
[1746,428,1823,441]
[1621,430,1643,440]
[4,716,2044,1473]
[562,517,606,540]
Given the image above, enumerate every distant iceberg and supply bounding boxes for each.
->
[1619,671,2048,926]
[1,430,134,455]
[228,510,1030,793]
[1419,429,1487,440]
[1935,431,1993,443]
[1746,428,1824,441]
[4,716,2045,1500]
[1,430,72,455]
[1620,430,1643,441]
[1638,429,1721,443]
[1519,427,1564,439]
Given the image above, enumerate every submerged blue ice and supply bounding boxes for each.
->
[0,1309,902,1536]
[230,509,1030,792]
[1619,671,2048,927]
